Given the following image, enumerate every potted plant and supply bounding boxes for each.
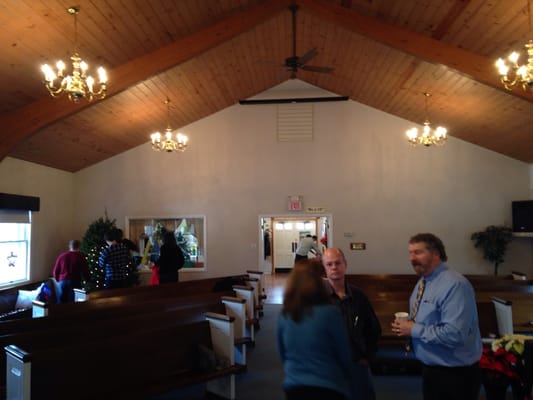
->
[471,225,513,275]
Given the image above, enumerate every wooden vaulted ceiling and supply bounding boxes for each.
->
[1,0,533,172]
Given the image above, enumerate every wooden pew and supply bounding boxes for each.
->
[36,289,253,366]
[32,287,234,319]
[33,284,254,358]
[4,290,231,332]
[345,274,531,292]
[0,290,253,397]
[475,292,533,334]
[222,296,250,365]
[243,277,264,317]
[74,274,249,302]
[5,312,243,400]
[232,285,259,342]
[246,270,267,301]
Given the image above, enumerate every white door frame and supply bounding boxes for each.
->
[257,213,333,274]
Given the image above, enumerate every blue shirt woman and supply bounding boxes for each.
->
[276,259,356,400]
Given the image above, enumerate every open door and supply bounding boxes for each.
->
[258,215,331,274]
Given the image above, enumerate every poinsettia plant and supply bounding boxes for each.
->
[480,334,533,381]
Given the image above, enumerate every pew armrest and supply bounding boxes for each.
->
[73,288,88,302]
[491,297,514,336]
[31,300,48,318]
[511,271,528,281]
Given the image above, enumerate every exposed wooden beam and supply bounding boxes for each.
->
[0,0,290,162]
[298,0,533,101]
[394,0,472,90]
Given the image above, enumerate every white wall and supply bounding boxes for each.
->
[1,83,531,281]
[70,84,532,279]
[0,157,75,283]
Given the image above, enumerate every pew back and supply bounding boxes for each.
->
[6,313,242,400]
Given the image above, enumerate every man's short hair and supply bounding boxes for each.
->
[69,240,80,250]
[104,228,119,242]
[409,233,448,262]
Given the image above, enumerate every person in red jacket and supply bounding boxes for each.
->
[52,239,90,302]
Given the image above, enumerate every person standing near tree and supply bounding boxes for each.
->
[155,231,184,284]
[321,248,381,400]
[98,228,131,289]
[52,239,90,302]
[391,233,482,400]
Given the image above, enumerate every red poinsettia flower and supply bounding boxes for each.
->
[480,335,532,382]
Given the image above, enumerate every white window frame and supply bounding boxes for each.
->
[0,211,32,288]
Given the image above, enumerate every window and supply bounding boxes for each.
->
[126,216,206,271]
[0,210,32,287]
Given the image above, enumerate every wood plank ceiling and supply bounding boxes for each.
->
[0,0,532,172]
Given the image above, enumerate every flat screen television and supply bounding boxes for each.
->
[512,200,533,234]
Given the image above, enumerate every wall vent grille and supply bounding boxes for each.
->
[277,103,313,142]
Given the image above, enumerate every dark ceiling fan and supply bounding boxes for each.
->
[281,4,334,79]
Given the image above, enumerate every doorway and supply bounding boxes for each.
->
[258,214,332,274]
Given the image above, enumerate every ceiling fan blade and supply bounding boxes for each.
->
[298,48,318,65]
[301,65,334,73]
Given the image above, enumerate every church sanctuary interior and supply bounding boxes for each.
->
[1,0,533,399]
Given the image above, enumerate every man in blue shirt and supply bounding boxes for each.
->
[391,233,482,400]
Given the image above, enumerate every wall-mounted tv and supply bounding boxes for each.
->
[512,200,533,233]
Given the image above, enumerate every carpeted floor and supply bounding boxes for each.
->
[237,304,425,400]
[150,304,513,399]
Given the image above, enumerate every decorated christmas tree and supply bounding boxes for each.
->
[80,215,139,290]
[80,215,116,291]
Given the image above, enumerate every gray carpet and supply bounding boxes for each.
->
[238,304,425,400]
[237,304,509,400]
[150,304,509,399]
[235,304,285,399]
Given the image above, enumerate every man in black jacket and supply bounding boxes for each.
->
[322,247,381,400]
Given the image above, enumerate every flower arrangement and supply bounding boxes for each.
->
[480,334,533,381]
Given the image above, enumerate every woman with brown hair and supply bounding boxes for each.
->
[277,259,356,400]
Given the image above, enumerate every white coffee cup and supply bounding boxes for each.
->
[394,312,409,321]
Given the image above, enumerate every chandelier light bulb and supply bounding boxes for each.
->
[97,67,108,83]
[151,132,162,143]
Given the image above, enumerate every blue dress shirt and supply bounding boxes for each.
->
[410,263,482,367]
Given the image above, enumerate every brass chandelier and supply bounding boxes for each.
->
[405,93,447,147]
[150,98,189,153]
[41,7,107,102]
[495,0,533,91]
